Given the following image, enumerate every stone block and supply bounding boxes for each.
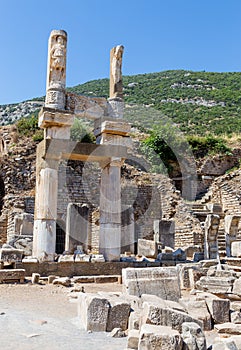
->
[0,247,23,264]
[0,269,25,283]
[77,293,110,332]
[31,273,40,284]
[180,298,212,331]
[91,254,105,262]
[122,267,181,301]
[127,329,139,349]
[138,324,183,350]
[214,323,241,335]
[182,322,207,350]
[129,310,141,331]
[232,242,241,258]
[106,297,131,331]
[52,277,71,287]
[137,239,158,258]
[141,301,202,333]
[195,276,235,294]
[206,297,230,324]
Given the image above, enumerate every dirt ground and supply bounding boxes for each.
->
[0,280,127,350]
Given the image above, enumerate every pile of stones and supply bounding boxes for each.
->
[75,264,241,349]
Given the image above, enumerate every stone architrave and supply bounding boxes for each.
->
[204,214,220,260]
[65,203,89,253]
[109,45,124,100]
[153,219,175,249]
[224,215,241,257]
[45,30,67,110]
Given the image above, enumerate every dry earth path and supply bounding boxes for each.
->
[0,282,127,350]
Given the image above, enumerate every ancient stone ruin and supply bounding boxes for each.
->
[1,29,241,349]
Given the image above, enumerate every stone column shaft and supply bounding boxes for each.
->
[99,160,121,261]
[33,162,58,259]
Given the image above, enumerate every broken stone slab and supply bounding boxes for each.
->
[137,239,158,259]
[0,247,23,264]
[77,293,110,332]
[179,297,212,331]
[181,322,207,350]
[52,277,71,287]
[138,324,183,350]
[122,267,181,301]
[195,276,235,294]
[141,301,202,333]
[0,269,25,283]
[127,329,139,349]
[94,275,119,283]
[214,323,241,335]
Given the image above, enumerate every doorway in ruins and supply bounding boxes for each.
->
[55,220,66,254]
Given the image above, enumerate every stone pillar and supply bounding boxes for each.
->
[96,45,130,261]
[224,215,241,257]
[99,158,122,261]
[33,159,58,260]
[33,30,73,260]
[204,214,220,260]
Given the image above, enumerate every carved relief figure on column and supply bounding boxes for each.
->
[110,45,124,99]
[45,30,67,109]
[49,31,67,88]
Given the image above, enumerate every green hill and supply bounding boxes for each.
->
[68,70,241,136]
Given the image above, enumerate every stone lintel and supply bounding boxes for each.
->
[66,92,107,120]
[37,139,128,163]
[38,107,74,128]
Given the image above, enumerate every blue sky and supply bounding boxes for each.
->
[0,0,241,104]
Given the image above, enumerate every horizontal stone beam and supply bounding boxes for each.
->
[66,92,107,120]
[37,139,128,163]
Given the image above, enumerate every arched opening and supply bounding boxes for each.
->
[55,220,66,254]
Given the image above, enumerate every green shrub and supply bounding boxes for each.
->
[70,118,95,143]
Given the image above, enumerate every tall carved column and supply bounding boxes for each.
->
[96,45,130,261]
[33,30,73,260]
